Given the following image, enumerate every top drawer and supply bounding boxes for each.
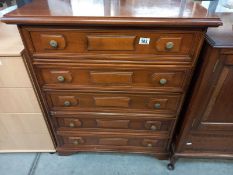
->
[25,28,201,58]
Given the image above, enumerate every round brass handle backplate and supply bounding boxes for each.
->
[73,140,79,145]
[150,125,157,131]
[147,143,153,147]
[159,78,167,85]
[49,40,58,48]
[69,122,75,128]
[154,103,161,109]
[57,76,65,82]
[64,101,71,107]
[166,42,174,50]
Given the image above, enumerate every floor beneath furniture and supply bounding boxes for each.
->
[0,152,232,175]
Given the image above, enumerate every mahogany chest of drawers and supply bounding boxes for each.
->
[2,0,221,159]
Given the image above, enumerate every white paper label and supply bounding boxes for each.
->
[139,38,150,45]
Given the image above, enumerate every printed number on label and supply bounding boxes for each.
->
[139,38,150,45]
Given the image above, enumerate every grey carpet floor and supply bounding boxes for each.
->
[0,153,232,175]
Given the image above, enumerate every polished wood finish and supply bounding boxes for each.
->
[1,0,222,27]
[58,131,169,155]
[174,43,233,156]
[54,113,175,135]
[2,0,221,158]
[168,4,233,168]
[46,91,181,113]
[27,28,199,56]
[36,64,191,92]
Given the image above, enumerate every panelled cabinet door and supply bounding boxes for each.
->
[192,55,233,132]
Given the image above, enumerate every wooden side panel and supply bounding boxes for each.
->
[0,113,48,134]
[0,113,54,151]
[0,133,54,151]
[0,57,31,87]
[0,88,41,113]
[197,55,233,131]
[174,43,233,157]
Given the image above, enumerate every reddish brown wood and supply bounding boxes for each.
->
[87,35,136,51]
[35,63,191,93]
[24,28,201,56]
[54,113,175,136]
[40,34,66,50]
[2,0,221,159]
[96,119,130,129]
[45,91,181,113]
[173,41,233,160]
[58,131,168,152]
[90,71,133,85]
[1,0,222,27]
[94,97,131,108]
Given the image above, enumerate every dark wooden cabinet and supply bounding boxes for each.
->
[174,43,233,156]
[191,52,233,133]
[2,0,221,160]
[171,12,233,169]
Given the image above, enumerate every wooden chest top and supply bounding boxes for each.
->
[1,0,222,27]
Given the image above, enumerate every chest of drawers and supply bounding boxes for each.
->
[2,0,221,159]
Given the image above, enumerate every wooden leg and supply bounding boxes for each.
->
[167,155,177,170]
[57,151,77,156]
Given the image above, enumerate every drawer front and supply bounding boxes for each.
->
[183,134,233,153]
[55,115,175,134]
[37,65,190,92]
[46,91,181,113]
[58,132,168,152]
[27,28,199,57]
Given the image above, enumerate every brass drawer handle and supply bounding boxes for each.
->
[150,125,157,131]
[71,137,84,145]
[154,103,161,109]
[73,140,79,145]
[159,78,167,85]
[49,40,58,48]
[186,142,192,146]
[147,143,153,147]
[57,76,65,82]
[166,42,174,50]
[64,101,71,107]
[69,122,75,128]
